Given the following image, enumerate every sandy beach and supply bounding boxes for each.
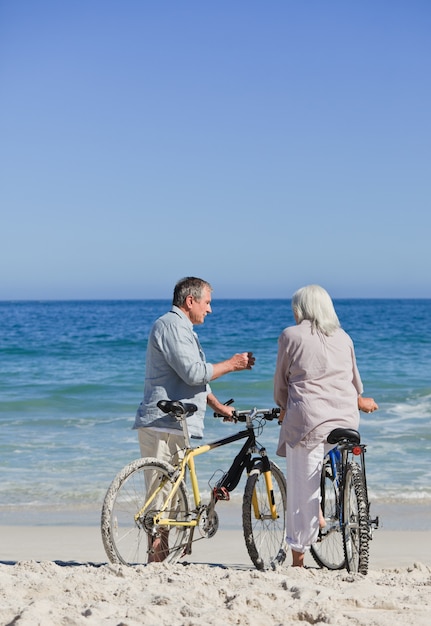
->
[2,509,431,626]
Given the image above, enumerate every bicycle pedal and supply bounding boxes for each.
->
[213,486,230,501]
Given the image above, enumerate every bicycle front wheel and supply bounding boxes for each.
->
[101,457,190,565]
[343,461,369,574]
[242,461,287,570]
[310,458,345,570]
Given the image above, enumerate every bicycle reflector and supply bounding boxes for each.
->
[352,446,362,456]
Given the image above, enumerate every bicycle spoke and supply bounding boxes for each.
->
[242,462,287,570]
[310,461,345,570]
[101,458,190,565]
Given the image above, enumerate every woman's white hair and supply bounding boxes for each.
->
[292,284,340,336]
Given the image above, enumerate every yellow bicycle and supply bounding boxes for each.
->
[101,399,287,570]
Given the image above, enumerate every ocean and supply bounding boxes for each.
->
[1,299,430,529]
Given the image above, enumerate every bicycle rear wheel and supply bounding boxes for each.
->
[101,458,190,565]
[343,461,369,574]
[242,460,287,570]
[310,458,345,570]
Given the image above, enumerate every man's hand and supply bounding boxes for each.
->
[211,352,255,380]
[207,393,236,420]
[230,351,255,371]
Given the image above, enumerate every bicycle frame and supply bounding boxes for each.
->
[136,408,278,530]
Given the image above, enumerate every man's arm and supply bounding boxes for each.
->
[210,352,255,380]
[206,393,235,419]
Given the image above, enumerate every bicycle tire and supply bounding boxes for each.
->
[310,458,345,570]
[242,460,287,570]
[343,461,369,574]
[101,457,190,565]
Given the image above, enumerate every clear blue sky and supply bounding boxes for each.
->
[1,0,430,300]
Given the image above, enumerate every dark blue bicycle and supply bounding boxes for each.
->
[310,428,379,575]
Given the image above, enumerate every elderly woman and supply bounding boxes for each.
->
[274,285,378,567]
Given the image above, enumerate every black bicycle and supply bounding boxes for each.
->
[101,400,287,570]
[310,428,379,574]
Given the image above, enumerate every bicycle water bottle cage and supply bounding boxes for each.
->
[327,428,360,445]
[157,400,198,419]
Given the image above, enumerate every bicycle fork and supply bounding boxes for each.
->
[251,454,278,521]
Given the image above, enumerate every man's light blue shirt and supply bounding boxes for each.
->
[133,306,213,438]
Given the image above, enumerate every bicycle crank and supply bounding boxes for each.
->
[198,507,219,538]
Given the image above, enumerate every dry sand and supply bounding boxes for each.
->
[1,521,431,625]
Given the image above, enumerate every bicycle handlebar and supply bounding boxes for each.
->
[213,404,281,422]
[157,398,281,423]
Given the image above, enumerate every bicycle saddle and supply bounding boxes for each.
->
[327,428,361,445]
[157,399,198,417]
